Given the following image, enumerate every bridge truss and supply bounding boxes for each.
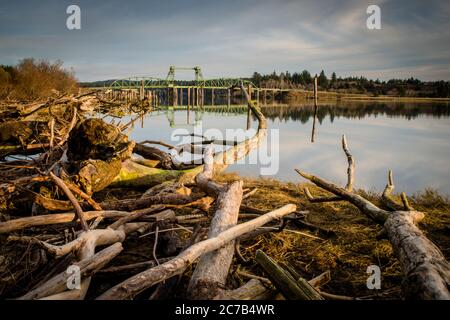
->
[105,66,255,90]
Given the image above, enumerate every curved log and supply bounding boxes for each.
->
[96,204,296,300]
[296,136,450,300]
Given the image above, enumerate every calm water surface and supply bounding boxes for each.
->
[125,101,450,195]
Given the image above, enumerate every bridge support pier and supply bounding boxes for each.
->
[173,87,177,107]
[196,87,199,107]
[188,87,191,108]
[139,80,144,100]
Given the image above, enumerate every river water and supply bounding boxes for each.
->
[126,101,450,195]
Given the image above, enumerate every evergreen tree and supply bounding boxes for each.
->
[318,70,328,88]
[252,72,262,86]
[331,72,337,88]
[300,70,312,85]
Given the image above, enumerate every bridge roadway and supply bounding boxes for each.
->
[95,66,319,107]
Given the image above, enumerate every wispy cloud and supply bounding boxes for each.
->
[0,0,449,81]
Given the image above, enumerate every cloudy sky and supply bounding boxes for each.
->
[1,0,449,81]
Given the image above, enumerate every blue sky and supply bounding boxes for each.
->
[1,0,449,81]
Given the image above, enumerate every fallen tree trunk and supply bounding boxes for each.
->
[0,210,126,234]
[0,205,189,234]
[133,143,173,169]
[296,135,450,300]
[110,159,195,188]
[187,145,244,299]
[96,203,296,300]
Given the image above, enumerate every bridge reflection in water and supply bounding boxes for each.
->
[160,101,450,138]
[123,100,450,194]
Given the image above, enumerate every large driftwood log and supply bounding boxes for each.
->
[187,145,244,299]
[97,204,296,300]
[0,210,126,234]
[133,143,173,169]
[296,135,450,300]
[0,205,190,234]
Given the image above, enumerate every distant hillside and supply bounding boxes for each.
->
[250,70,450,98]
[78,70,450,98]
[79,80,118,88]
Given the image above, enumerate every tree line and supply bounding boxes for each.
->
[249,70,450,98]
[0,58,78,100]
[1,59,449,99]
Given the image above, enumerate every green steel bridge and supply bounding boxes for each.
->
[98,66,314,107]
[104,66,254,90]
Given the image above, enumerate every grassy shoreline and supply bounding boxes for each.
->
[285,89,450,103]
[215,172,450,299]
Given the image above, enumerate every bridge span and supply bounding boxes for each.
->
[97,66,315,108]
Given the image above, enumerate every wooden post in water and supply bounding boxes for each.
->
[227,89,231,108]
[314,75,318,102]
[140,80,144,101]
[311,75,318,143]
[311,104,318,143]
[211,88,215,106]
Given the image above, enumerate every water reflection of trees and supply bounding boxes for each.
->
[260,102,450,124]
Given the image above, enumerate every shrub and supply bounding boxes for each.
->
[0,66,13,99]
[4,58,78,100]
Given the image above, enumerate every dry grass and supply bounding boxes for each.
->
[216,172,450,299]
[1,172,448,299]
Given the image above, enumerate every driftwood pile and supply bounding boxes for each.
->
[0,85,448,300]
[0,85,300,300]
